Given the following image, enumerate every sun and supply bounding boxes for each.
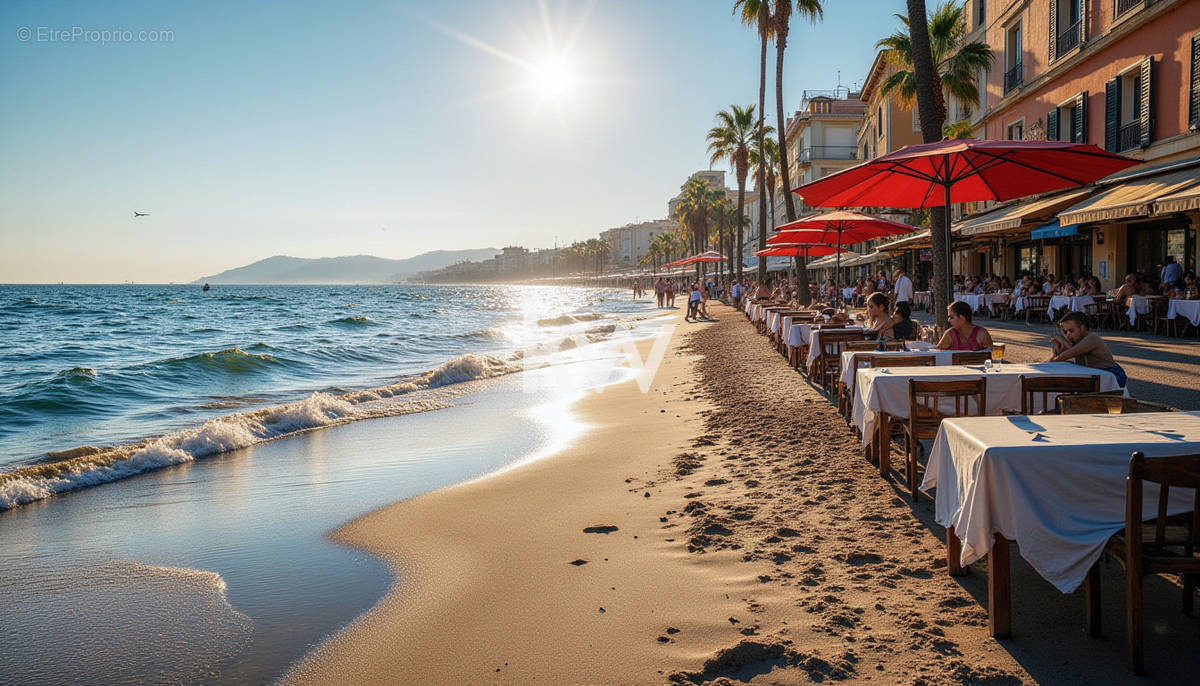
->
[527,55,578,101]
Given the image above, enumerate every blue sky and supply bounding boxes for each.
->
[1,0,905,283]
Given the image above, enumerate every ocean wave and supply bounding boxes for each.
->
[537,313,601,327]
[152,347,295,375]
[0,351,524,510]
[326,316,377,327]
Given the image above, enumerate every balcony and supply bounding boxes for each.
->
[1115,0,1141,19]
[1118,121,1142,152]
[1003,62,1023,94]
[798,146,857,163]
[1056,20,1081,57]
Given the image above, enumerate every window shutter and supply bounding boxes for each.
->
[1074,91,1088,143]
[1104,77,1120,152]
[1049,0,1058,61]
[1190,34,1200,128]
[1047,107,1060,141]
[1139,56,1153,148]
[1079,0,1087,43]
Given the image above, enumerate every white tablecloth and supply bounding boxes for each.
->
[922,412,1200,593]
[1049,295,1094,317]
[1167,299,1200,327]
[839,347,956,396]
[804,327,866,367]
[851,362,1124,445]
[983,293,1008,314]
[955,293,985,312]
[913,291,932,308]
[1127,295,1157,328]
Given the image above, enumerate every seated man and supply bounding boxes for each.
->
[1111,274,1140,306]
[1049,311,1127,387]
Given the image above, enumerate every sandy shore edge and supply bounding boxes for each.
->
[283,309,754,684]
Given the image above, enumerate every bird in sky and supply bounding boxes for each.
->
[133,211,150,217]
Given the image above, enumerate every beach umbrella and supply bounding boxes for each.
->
[793,139,1138,309]
[754,244,844,258]
[765,211,915,308]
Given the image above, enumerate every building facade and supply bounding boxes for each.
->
[600,220,676,267]
[950,0,1200,289]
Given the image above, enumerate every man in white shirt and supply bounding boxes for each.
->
[893,266,913,304]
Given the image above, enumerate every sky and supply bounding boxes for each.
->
[1,0,907,283]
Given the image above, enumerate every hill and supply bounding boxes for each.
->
[192,249,499,285]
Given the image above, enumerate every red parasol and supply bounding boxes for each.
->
[765,211,916,308]
[754,244,844,258]
[793,139,1137,306]
[667,250,728,267]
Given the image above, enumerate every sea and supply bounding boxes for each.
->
[0,283,668,685]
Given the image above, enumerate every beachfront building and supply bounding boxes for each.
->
[493,246,529,276]
[935,0,1200,289]
[600,220,676,268]
[786,90,867,217]
[667,170,728,219]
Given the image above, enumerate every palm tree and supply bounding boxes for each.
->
[735,0,773,284]
[749,136,810,302]
[772,0,823,227]
[882,0,990,331]
[674,177,719,279]
[707,104,771,287]
[876,1,992,130]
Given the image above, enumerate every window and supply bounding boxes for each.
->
[1050,0,1083,60]
[1004,21,1023,93]
[876,106,883,139]
[1106,59,1152,152]
[1006,120,1024,141]
[977,0,986,28]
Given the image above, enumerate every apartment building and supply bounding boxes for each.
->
[600,220,676,267]
[947,0,1200,288]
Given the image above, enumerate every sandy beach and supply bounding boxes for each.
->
[285,302,1200,685]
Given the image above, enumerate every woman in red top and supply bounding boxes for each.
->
[937,300,994,351]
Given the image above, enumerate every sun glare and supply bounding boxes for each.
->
[528,55,577,100]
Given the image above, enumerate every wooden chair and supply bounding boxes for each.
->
[1083,451,1200,674]
[1019,374,1100,415]
[836,343,912,417]
[869,355,936,368]
[1142,297,1169,334]
[992,297,1016,321]
[816,330,866,393]
[951,351,992,365]
[895,378,987,499]
[1025,295,1051,324]
[1059,394,1176,414]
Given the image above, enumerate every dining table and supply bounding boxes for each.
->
[1048,294,1095,318]
[920,411,1200,637]
[851,362,1124,469]
[837,344,944,398]
[1126,295,1163,329]
[1167,298,1200,328]
[802,326,867,370]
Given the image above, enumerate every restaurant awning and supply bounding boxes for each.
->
[1030,219,1080,240]
[1057,162,1200,226]
[877,229,930,252]
[1153,183,1200,215]
[841,251,888,267]
[806,251,860,269]
[955,188,1090,237]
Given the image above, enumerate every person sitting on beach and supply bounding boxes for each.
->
[937,300,994,351]
[891,301,918,340]
[863,292,898,339]
[1050,311,1127,387]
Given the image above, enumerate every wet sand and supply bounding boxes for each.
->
[286,303,1200,684]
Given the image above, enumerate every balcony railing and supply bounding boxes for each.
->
[798,146,857,162]
[1056,20,1081,56]
[1115,0,1141,18]
[1118,121,1142,151]
[1003,62,1023,94]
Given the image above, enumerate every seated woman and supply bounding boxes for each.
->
[890,301,918,340]
[937,300,994,351]
[863,292,897,339]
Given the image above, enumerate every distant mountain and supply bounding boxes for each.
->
[192,249,499,285]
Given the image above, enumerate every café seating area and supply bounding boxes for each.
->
[741,296,1199,674]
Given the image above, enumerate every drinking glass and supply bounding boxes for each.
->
[992,342,1006,365]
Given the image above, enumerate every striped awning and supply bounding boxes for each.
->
[955,188,1090,237]
[1154,183,1200,215]
[1058,164,1200,226]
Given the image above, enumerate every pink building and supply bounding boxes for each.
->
[949,0,1200,288]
